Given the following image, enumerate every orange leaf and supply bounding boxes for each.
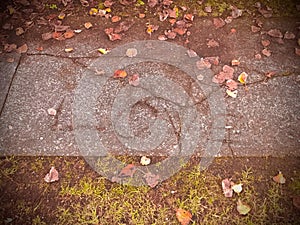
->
[63,30,75,39]
[111,15,121,23]
[176,208,192,225]
[113,69,127,78]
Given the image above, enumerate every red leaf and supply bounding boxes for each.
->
[119,164,136,177]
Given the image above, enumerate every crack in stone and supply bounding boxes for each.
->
[0,55,22,117]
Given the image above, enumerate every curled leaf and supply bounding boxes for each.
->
[267,29,283,38]
[44,167,59,183]
[238,72,248,84]
[17,44,28,54]
[231,59,240,66]
[89,8,98,16]
[64,48,74,53]
[273,171,286,184]
[98,48,110,54]
[237,199,251,215]
[140,156,150,165]
[129,73,140,86]
[222,178,233,197]
[84,22,93,29]
[176,208,192,225]
[226,79,238,90]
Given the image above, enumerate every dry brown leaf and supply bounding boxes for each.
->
[251,25,261,33]
[173,27,187,35]
[196,58,211,70]
[292,196,300,209]
[111,15,121,23]
[295,48,300,56]
[148,0,158,7]
[54,25,70,32]
[267,29,283,38]
[16,27,25,36]
[176,208,192,225]
[284,31,295,39]
[165,30,176,39]
[17,44,28,54]
[6,57,15,63]
[261,39,270,47]
[213,18,225,28]
[184,14,194,21]
[4,43,17,52]
[204,56,219,65]
[119,164,136,177]
[222,178,233,197]
[262,48,271,57]
[158,34,167,41]
[84,22,93,29]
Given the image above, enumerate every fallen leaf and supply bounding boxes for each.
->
[238,72,248,84]
[111,15,121,23]
[196,58,211,70]
[261,39,270,47]
[113,69,127,78]
[173,27,187,35]
[52,32,63,39]
[164,30,177,39]
[158,34,167,41]
[144,172,160,187]
[237,199,251,215]
[226,89,238,98]
[115,21,134,33]
[15,27,25,36]
[119,164,136,177]
[146,24,159,35]
[176,208,192,225]
[267,29,283,38]
[47,108,57,116]
[84,22,93,29]
[126,48,137,57]
[89,7,98,16]
[184,14,194,21]
[17,44,28,54]
[140,156,150,165]
[212,65,234,84]
[58,12,66,20]
[207,39,219,48]
[204,56,219,65]
[63,30,75,39]
[44,167,59,183]
[296,48,300,56]
[284,31,295,39]
[197,74,204,80]
[64,48,74,53]
[42,32,52,40]
[187,49,197,58]
[169,18,176,25]
[273,171,286,184]
[213,18,225,28]
[4,43,17,52]
[98,48,110,54]
[222,178,233,197]
[265,71,276,78]
[251,25,260,33]
[232,183,243,193]
[226,79,238,90]
[231,59,240,66]
[258,7,272,18]
[74,29,82,33]
[255,53,262,60]
[225,16,233,24]
[262,48,271,57]
[104,0,114,7]
[231,6,242,18]
[204,5,212,13]
[139,13,146,18]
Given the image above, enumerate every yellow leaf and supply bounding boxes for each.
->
[7,6,15,15]
[237,199,251,215]
[89,8,98,16]
[105,8,111,13]
[273,171,286,184]
[238,72,248,84]
[226,89,238,98]
[98,48,110,54]
[176,208,192,225]
[58,12,66,20]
